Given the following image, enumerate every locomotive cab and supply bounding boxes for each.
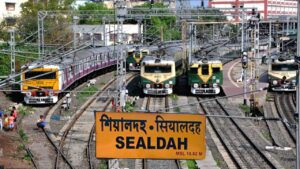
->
[21,65,60,104]
[268,58,297,91]
[188,59,223,95]
[140,56,176,95]
[127,47,150,71]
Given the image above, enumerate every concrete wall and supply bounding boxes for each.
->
[74,24,142,46]
[209,0,297,20]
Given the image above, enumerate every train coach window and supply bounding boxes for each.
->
[142,52,148,56]
[272,64,298,71]
[202,65,209,75]
[212,67,220,73]
[144,66,172,73]
[25,71,56,79]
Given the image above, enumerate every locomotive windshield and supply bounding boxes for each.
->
[135,53,141,58]
[144,65,172,73]
[25,71,56,79]
[190,68,198,74]
[271,64,298,71]
[128,52,133,56]
[202,65,209,75]
[212,67,221,73]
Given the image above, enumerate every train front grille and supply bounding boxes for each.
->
[36,91,46,97]
[153,84,163,89]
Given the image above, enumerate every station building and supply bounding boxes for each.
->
[208,0,298,20]
[0,0,27,22]
[73,24,141,46]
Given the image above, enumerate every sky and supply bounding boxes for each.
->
[189,0,209,8]
[74,0,210,8]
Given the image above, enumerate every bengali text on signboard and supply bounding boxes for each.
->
[95,112,206,160]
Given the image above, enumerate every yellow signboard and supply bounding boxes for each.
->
[95,112,206,160]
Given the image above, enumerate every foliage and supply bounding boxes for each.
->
[133,3,180,42]
[23,152,31,161]
[99,160,108,169]
[18,105,34,116]
[17,144,25,152]
[187,160,197,169]
[0,21,10,42]
[169,94,178,100]
[239,104,250,115]
[0,43,39,76]
[76,86,98,102]
[18,129,29,143]
[134,2,166,8]
[77,2,110,24]
[197,9,226,22]
[18,0,74,42]
[215,159,221,167]
[125,101,134,112]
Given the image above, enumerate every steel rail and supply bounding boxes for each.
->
[54,72,137,169]
[86,73,138,169]
[215,99,278,168]
[197,97,240,168]
[274,93,296,143]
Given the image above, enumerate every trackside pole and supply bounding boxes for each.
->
[296,0,300,168]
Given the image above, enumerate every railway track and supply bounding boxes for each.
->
[263,93,295,152]
[199,97,278,169]
[273,93,296,144]
[42,73,137,169]
[139,96,180,169]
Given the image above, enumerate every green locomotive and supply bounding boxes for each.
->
[140,55,181,95]
[188,57,223,95]
[127,47,150,71]
[268,55,297,91]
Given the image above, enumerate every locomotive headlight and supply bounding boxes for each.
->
[146,84,150,88]
[273,80,278,85]
[49,91,54,96]
[193,83,199,88]
[129,63,133,67]
[213,83,218,88]
[26,92,31,97]
[165,84,170,88]
[169,81,173,84]
[216,79,220,83]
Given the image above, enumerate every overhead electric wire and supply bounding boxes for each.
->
[0,51,39,60]
[0,51,116,89]
[0,41,94,87]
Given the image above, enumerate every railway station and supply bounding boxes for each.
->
[0,0,300,168]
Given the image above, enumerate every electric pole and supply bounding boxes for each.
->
[249,10,259,115]
[241,9,247,105]
[73,16,79,50]
[9,29,15,83]
[296,1,300,168]
[115,0,127,112]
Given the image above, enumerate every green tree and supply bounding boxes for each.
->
[18,0,74,41]
[78,2,110,24]
[134,2,180,42]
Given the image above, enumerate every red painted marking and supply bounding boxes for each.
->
[210,0,264,4]
[264,0,268,20]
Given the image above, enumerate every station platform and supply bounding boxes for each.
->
[222,58,269,106]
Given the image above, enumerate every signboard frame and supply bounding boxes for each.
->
[95,111,206,160]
